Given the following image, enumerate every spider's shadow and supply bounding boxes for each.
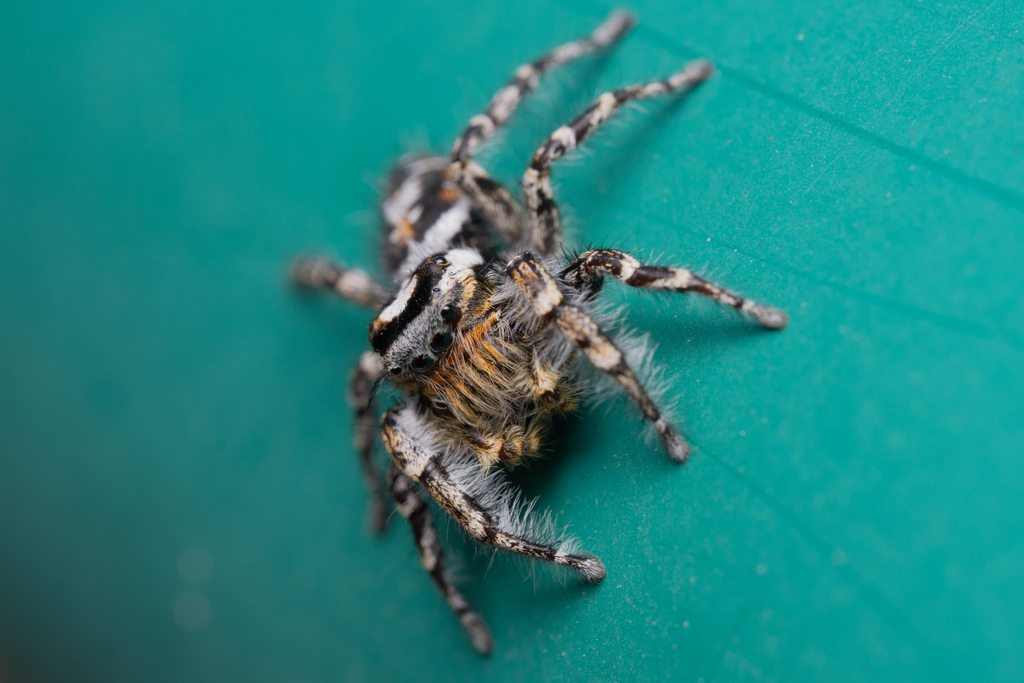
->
[461,310,777,589]
[505,310,775,496]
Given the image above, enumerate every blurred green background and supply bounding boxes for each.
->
[2,0,1022,681]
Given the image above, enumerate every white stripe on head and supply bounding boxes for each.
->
[378,274,418,323]
[396,198,472,278]
[382,177,423,226]
[445,247,484,267]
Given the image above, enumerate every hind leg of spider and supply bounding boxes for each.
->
[506,252,691,462]
[291,256,392,310]
[381,404,606,582]
[387,463,494,655]
[448,11,634,244]
[562,249,788,329]
[348,351,390,532]
[523,60,714,255]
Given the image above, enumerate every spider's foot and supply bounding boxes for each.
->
[663,429,691,464]
[462,612,494,656]
[746,303,789,330]
[668,59,715,90]
[560,553,607,583]
[290,255,335,288]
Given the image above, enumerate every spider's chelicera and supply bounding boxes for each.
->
[291,11,787,655]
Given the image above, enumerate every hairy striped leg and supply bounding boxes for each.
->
[563,249,789,329]
[348,351,390,532]
[446,160,523,246]
[523,60,714,254]
[387,463,494,655]
[448,11,634,244]
[291,256,392,310]
[506,252,691,463]
[380,404,606,581]
[451,11,633,164]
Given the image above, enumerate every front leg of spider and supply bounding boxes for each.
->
[562,249,789,330]
[506,252,691,462]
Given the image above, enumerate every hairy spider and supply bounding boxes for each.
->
[291,11,787,655]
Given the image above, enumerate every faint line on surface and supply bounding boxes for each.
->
[656,216,1024,351]
[551,0,1024,214]
[691,436,952,680]
[802,0,1001,196]
[542,0,1024,351]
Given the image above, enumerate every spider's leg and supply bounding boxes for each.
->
[381,404,606,581]
[506,252,691,463]
[291,256,392,310]
[387,462,494,655]
[451,11,632,165]
[348,351,390,532]
[563,249,788,329]
[446,160,523,247]
[448,11,634,245]
[523,61,714,255]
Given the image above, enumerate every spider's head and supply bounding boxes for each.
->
[368,247,483,377]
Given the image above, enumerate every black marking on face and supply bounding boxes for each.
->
[370,256,448,354]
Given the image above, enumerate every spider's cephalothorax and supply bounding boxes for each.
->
[291,11,787,656]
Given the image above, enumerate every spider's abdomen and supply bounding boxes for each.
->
[380,155,494,282]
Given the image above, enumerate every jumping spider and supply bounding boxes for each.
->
[292,11,787,655]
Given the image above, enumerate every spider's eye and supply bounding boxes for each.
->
[440,304,460,324]
[389,366,402,376]
[429,331,453,352]
[411,355,434,371]
[432,256,449,267]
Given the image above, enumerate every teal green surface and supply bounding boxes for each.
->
[2,0,1022,681]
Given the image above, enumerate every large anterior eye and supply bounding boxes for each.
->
[440,304,461,325]
[429,331,453,352]
[411,355,434,371]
